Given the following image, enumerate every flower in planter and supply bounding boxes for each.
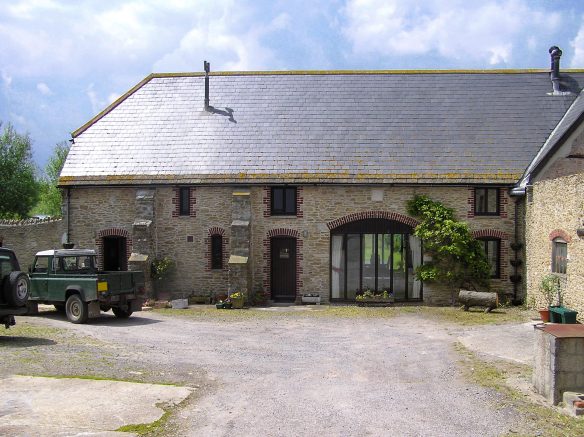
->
[230,291,245,300]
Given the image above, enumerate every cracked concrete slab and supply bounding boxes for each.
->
[0,375,192,436]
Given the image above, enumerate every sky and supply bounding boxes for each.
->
[2,0,584,170]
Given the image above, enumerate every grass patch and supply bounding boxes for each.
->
[0,321,63,338]
[26,374,180,386]
[409,305,535,326]
[153,304,535,325]
[116,406,172,435]
[455,343,584,437]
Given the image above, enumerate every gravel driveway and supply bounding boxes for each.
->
[1,307,529,436]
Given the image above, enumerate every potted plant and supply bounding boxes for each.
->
[229,291,245,309]
[538,274,561,322]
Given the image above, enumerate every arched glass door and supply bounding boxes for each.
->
[330,218,422,301]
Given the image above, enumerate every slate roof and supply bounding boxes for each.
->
[60,70,584,186]
[515,89,584,189]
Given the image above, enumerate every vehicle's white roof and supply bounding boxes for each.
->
[35,249,96,256]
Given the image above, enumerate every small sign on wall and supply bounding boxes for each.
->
[371,189,384,202]
[280,248,290,259]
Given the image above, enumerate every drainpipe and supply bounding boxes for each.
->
[66,188,71,244]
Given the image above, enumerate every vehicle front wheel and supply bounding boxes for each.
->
[112,307,133,319]
[65,294,88,324]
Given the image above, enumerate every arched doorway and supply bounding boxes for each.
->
[103,236,127,271]
[330,218,422,301]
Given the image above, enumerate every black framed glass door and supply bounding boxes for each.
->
[330,219,422,301]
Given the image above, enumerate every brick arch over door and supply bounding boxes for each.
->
[263,228,303,299]
[327,211,419,230]
[95,228,132,270]
[472,229,510,240]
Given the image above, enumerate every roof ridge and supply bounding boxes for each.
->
[151,68,584,77]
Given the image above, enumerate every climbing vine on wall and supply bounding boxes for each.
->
[406,195,491,293]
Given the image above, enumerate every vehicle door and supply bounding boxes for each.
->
[30,256,51,300]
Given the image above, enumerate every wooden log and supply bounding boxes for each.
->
[458,290,498,312]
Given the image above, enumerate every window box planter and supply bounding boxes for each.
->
[302,293,321,305]
[356,297,394,307]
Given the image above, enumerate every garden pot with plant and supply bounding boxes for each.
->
[538,274,562,323]
[229,291,245,309]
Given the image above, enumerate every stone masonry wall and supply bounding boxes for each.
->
[526,173,584,320]
[0,218,65,268]
[59,184,516,303]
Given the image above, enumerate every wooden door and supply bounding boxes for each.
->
[271,238,297,302]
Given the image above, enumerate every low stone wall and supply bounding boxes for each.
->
[0,218,65,268]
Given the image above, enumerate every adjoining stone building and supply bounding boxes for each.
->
[516,86,584,317]
[3,48,583,306]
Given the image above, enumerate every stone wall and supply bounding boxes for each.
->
[0,218,65,268]
[526,173,584,319]
[55,184,517,303]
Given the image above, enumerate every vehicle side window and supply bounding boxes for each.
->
[0,255,13,279]
[33,256,50,273]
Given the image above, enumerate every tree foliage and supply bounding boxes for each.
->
[31,141,70,217]
[406,195,491,293]
[0,122,38,219]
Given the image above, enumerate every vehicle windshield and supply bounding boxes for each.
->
[57,255,97,274]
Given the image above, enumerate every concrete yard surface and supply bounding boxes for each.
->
[0,375,192,436]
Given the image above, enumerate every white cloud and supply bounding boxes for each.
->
[570,18,584,68]
[1,70,12,87]
[153,7,288,72]
[342,0,563,66]
[37,82,52,95]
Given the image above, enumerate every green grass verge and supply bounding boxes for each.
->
[153,304,534,325]
[455,343,584,437]
[116,409,171,435]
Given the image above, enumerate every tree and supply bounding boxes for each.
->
[0,122,38,219]
[406,195,491,299]
[31,141,70,217]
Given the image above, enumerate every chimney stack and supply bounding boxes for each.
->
[204,61,210,111]
[549,46,562,94]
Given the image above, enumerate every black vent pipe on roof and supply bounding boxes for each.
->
[549,46,562,94]
[204,60,210,111]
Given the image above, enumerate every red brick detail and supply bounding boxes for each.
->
[473,229,510,281]
[472,229,510,240]
[95,228,132,270]
[263,187,271,218]
[327,211,419,230]
[172,187,196,218]
[549,229,572,243]
[499,188,508,218]
[296,187,304,218]
[204,227,229,271]
[262,229,303,299]
[467,187,475,218]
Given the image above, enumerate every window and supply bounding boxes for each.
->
[479,239,500,278]
[211,235,223,270]
[271,187,297,216]
[32,256,50,273]
[552,238,567,274]
[475,188,499,215]
[179,187,191,216]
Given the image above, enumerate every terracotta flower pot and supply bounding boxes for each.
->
[539,308,550,323]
